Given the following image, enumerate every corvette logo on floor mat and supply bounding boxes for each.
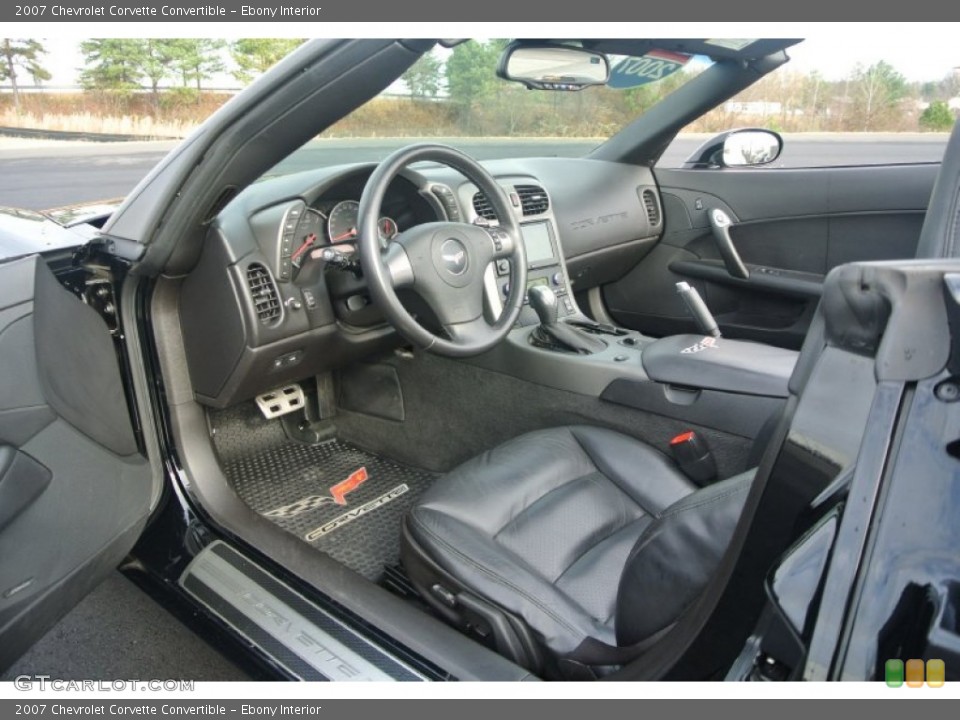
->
[305,484,410,541]
[264,467,369,519]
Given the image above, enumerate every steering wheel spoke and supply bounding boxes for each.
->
[483,225,517,260]
[383,241,414,288]
[443,316,492,346]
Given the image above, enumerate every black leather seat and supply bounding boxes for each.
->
[401,425,753,675]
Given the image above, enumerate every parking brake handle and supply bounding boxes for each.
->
[676,282,721,338]
[708,209,750,280]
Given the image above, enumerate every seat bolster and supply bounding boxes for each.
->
[615,470,754,646]
[568,426,696,512]
[408,505,617,654]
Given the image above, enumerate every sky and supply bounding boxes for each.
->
[18,23,960,89]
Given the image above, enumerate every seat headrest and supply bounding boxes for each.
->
[915,120,960,260]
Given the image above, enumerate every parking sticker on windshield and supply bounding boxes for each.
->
[607,50,692,90]
[704,39,757,51]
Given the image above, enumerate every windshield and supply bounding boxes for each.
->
[263,41,711,178]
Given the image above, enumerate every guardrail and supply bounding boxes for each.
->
[0,126,178,142]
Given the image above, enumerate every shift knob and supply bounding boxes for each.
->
[528,285,559,326]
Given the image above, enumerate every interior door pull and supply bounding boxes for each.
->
[708,209,750,280]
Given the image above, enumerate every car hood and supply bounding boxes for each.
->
[0,199,122,260]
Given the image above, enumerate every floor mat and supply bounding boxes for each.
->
[212,405,434,580]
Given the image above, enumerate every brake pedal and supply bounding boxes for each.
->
[255,384,306,419]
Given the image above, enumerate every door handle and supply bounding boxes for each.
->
[708,209,750,280]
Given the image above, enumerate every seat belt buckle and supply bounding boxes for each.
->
[668,431,717,486]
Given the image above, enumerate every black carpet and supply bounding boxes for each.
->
[334,350,753,477]
[1,573,249,681]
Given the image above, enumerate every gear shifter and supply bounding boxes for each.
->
[528,286,606,354]
[528,283,559,326]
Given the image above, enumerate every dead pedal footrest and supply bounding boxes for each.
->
[255,384,305,419]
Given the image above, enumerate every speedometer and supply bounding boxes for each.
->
[327,200,399,248]
[327,200,359,244]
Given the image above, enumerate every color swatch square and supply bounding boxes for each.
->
[885,659,904,687]
[926,659,945,688]
[906,658,925,687]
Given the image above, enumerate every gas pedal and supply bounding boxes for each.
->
[255,384,305,419]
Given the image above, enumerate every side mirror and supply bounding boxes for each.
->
[683,128,784,169]
[497,42,609,91]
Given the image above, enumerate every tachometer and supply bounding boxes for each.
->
[378,216,398,241]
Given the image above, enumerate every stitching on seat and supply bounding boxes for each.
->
[550,502,641,586]
[492,470,604,542]
[566,427,670,516]
[409,509,585,636]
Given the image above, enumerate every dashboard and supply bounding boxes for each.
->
[178,157,662,408]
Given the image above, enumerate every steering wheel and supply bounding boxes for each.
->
[357,144,527,357]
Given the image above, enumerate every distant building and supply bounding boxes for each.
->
[724,100,782,116]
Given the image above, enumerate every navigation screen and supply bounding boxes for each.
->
[521,222,555,264]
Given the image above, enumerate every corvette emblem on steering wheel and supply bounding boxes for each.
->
[440,238,469,275]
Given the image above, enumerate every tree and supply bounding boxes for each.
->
[445,40,505,110]
[167,39,226,94]
[139,40,179,112]
[79,39,145,93]
[920,100,955,132]
[444,40,510,133]
[231,39,303,83]
[850,61,908,131]
[0,38,51,112]
[402,52,442,98]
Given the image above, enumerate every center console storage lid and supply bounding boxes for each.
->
[642,334,798,398]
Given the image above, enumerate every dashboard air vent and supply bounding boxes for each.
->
[246,263,281,325]
[641,189,661,227]
[472,191,496,221]
[516,185,549,216]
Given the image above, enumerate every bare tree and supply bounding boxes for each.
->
[0,38,51,112]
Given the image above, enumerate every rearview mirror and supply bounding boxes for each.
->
[682,128,784,169]
[497,43,609,91]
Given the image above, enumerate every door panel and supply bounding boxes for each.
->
[0,255,153,670]
[603,164,938,348]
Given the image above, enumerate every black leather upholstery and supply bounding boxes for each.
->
[615,472,751,646]
[916,120,960,260]
[403,425,751,663]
